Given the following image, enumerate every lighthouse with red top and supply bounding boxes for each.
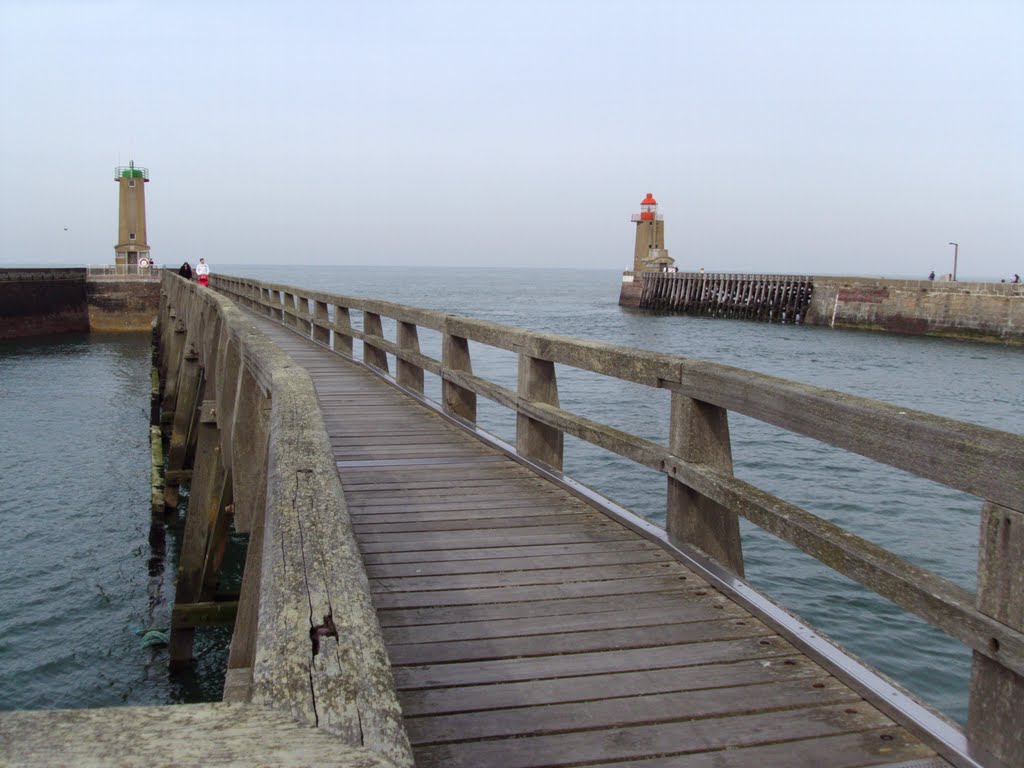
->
[630,192,675,273]
[619,192,677,306]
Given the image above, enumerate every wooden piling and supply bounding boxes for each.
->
[164,347,203,514]
[170,401,229,667]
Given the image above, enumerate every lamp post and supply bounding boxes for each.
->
[948,242,958,282]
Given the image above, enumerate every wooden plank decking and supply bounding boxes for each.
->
[248,314,944,767]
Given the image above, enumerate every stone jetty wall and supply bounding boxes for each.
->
[620,271,1023,344]
[805,276,1023,344]
[0,268,161,339]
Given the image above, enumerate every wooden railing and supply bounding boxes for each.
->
[158,274,413,767]
[214,273,1024,766]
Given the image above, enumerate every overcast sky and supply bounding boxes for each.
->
[1,1,1021,278]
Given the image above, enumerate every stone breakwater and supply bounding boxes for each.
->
[0,268,161,339]
[620,271,1023,345]
[807,276,1023,344]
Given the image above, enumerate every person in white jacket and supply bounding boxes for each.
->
[195,258,210,286]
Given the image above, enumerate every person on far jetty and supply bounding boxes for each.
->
[195,258,210,287]
[178,261,192,280]
[928,270,935,281]
[1013,273,1021,284]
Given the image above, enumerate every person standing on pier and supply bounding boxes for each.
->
[929,270,935,281]
[195,258,210,287]
[178,261,192,280]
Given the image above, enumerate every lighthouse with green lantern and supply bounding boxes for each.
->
[113,161,151,270]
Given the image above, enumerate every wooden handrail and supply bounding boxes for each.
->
[222,274,1023,506]
[212,273,1024,759]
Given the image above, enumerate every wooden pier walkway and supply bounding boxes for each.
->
[621,271,814,323]
[246,312,943,767]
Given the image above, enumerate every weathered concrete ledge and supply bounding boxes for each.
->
[0,703,399,768]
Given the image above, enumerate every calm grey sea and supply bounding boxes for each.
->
[1,266,1021,724]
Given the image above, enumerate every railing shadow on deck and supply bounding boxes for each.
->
[208,272,1024,768]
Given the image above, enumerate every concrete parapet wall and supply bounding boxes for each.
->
[806,276,1024,344]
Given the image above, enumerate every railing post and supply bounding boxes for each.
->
[442,332,476,423]
[396,321,424,393]
[295,295,312,336]
[967,501,1024,765]
[516,355,563,470]
[666,391,744,576]
[363,311,389,372]
[333,305,353,356]
[281,292,295,329]
[313,301,329,345]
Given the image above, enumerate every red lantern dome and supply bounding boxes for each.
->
[639,193,658,221]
